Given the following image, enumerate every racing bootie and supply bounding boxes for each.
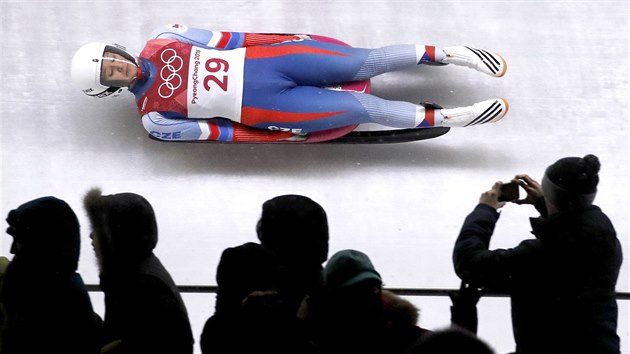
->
[442,46,507,77]
[441,98,509,127]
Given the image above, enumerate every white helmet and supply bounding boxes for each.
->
[71,42,137,99]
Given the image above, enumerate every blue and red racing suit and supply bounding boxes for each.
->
[131,24,439,142]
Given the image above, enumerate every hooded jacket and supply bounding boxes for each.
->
[84,188,193,354]
[453,202,622,354]
[1,196,101,354]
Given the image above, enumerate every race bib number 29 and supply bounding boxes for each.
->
[203,58,229,91]
[188,47,245,121]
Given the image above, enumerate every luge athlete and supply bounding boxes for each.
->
[71,24,509,142]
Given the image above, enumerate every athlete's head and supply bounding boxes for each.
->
[71,42,138,99]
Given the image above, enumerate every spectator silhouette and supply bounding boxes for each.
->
[448,280,485,334]
[0,256,9,342]
[256,194,329,314]
[453,154,623,354]
[381,289,432,354]
[409,327,495,354]
[1,196,101,354]
[84,188,193,354]
[317,249,430,354]
[200,242,317,354]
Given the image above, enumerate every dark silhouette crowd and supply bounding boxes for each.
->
[0,154,623,354]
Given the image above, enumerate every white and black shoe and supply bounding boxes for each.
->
[442,46,507,77]
[441,98,509,127]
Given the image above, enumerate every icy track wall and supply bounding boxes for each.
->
[1,1,628,353]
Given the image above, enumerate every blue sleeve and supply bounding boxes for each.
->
[142,112,203,141]
[150,24,245,49]
[142,113,235,142]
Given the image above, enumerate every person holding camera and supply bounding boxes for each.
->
[452,154,622,354]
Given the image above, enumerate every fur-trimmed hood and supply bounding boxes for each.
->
[83,188,158,263]
[381,289,420,329]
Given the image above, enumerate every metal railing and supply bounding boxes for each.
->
[85,284,630,299]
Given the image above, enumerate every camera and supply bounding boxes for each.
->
[498,182,520,202]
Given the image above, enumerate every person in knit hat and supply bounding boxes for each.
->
[1,196,101,354]
[316,249,431,354]
[83,188,193,354]
[453,154,623,354]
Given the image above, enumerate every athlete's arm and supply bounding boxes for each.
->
[142,112,301,142]
[142,112,235,141]
[150,24,309,50]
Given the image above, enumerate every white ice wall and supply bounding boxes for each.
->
[1,1,628,353]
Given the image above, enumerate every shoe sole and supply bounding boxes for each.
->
[497,55,507,77]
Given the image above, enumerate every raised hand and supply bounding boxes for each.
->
[511,174,544,205]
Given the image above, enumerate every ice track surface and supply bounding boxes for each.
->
[1,1,628,352]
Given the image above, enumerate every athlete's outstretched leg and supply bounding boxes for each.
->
[352,45,507,80]
[244,40,506,87]
[350,92,509,128]
[240,85,508,133]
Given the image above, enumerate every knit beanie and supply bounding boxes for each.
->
[257,195,329,265]
[324,249,382,290]
[542,154,600,210]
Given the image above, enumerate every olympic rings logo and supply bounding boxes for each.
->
[158,49,184,99]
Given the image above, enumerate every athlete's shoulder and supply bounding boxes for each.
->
[140,38,181,59]
[149,23,190,40]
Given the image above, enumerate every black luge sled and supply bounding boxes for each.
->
[327,127,450,144]
[147,126,449,144]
